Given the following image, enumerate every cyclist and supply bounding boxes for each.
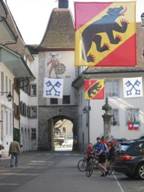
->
[93,137,108,176]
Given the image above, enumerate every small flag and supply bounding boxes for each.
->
[43,78,63,98]
[128,121,139,130]
[84,79,104,100]
[123,77,143,98]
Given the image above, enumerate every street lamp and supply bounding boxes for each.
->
[0,91,12,102]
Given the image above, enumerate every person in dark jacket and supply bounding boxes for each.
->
[107,141,116,173]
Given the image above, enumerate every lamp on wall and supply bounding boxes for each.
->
[82,106,91,113]
[141,12,144,26]
[0,91,12,102]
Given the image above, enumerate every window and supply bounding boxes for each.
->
[105,80,119,97]
[14,103,20,119]
[5,76,8,92]
[127,108,139,123]
[1,72,4,94]
[30,106,37,118]
[20,102,23,115]
[30,84,37,96]
[126,108,140,130]
[27,106,30,118]
[6,110,8,135]
[111,109,119,126]
[20,102,27,117]
[23,103,27,116]
[9,79,12,93]
[50,98,58,104]
[10,112,12,135]
[31,128,36,140]
[63,95,70,104]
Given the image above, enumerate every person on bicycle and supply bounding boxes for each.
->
[86,143,94,163]
[93,137,108,176]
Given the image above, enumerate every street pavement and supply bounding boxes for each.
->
[0,151,144,192]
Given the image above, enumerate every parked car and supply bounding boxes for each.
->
[113,139,144,179]
[137,136,144,140]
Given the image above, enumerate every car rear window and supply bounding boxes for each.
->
[120,143,131,151]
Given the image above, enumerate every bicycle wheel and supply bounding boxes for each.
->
[77,159,87,172]
[85,161,93,177]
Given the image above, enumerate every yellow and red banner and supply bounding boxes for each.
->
[84,79,104,100]
[75,1,136,67]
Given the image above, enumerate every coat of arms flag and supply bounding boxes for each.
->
[123,77,143,98]
[84,79,104,100]
[43,78,64,98]
[75,1,136,67]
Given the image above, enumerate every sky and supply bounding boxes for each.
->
[5,0,144,45]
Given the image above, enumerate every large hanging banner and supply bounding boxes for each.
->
[123,77,143,98]
[43,78,64,98]
[75,1,136,67]
[84,79,104,99]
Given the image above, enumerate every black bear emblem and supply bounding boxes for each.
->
[82,6,128,62]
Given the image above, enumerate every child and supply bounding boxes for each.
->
[86,143,94,162]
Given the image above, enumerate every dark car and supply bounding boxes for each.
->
[137,136,144,140]
[113,139,144,179]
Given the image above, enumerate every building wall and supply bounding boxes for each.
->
[28,54,39,150]
[89,75,144,145]
[20,90,30,151]
[20,55,39,151]
[38,51,76,105]
[0,62,14,154]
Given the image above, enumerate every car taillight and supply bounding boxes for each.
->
[120,154,134,161]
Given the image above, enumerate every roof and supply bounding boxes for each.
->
[0,0,34,79]
[0,0,34,62]
[39,8,74,50]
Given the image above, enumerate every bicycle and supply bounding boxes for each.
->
[85,155,99,177]
[77,157,87,172]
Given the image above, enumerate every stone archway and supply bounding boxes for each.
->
[48,115,77,151]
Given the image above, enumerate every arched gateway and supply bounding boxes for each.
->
[48,116,76,151]
[38,107,78,152]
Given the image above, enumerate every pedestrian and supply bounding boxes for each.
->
[0,144,4,158]
[9,140,21,167]
[107,141,116,173]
